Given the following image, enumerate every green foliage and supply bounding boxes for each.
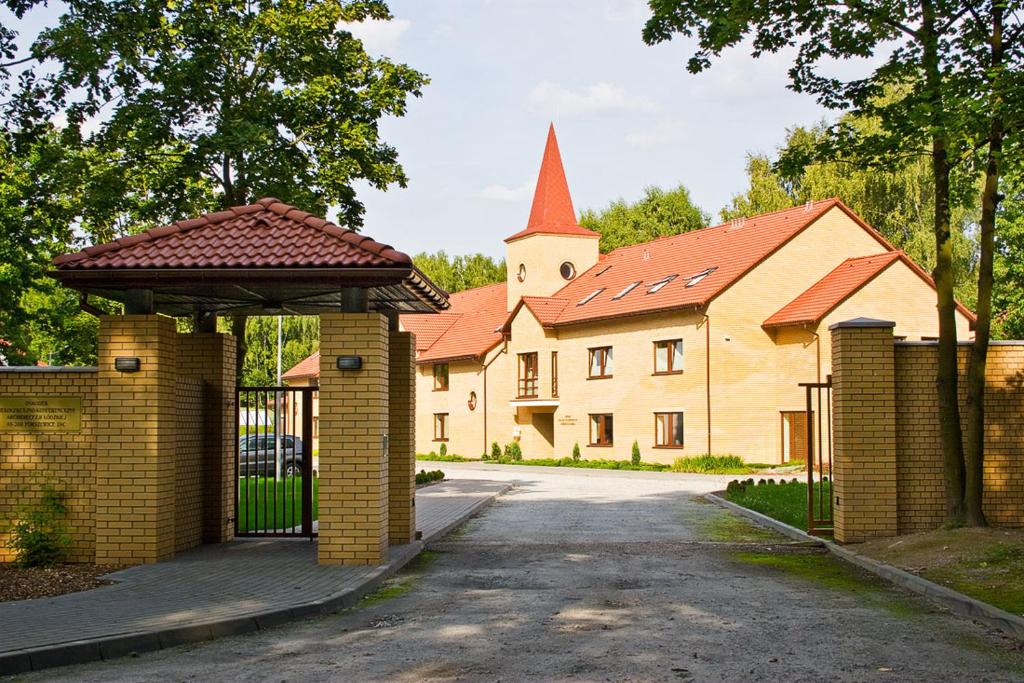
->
[6,481,71,567]
[415,469,445,485]
[490,441,502,460]
[488,456,670,471]
[724,478,832,531]
[993,179,1024,338]
[503,441,523,461]
[418,452,472,462]
[721,119,981,307]
[671,455,771,474]
[580,184,709,253]
[237,316,318,388]
[631,440,641,466]
[412,251,505,293]
[438,443,447,457]
[572,442,581,462]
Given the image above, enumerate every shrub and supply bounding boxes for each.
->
[725,479,745,495]
[439,443,447,457]
[415,469,445,485]
[7,481,71,567]
[491,442,502,460]
[572,442,581,462]
[631,440,641,466]
[671,455,751,474]
[504,441,523,461]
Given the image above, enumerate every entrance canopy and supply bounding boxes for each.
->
[52,198,448,316]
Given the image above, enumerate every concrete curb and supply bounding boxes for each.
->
[706,491,1024,641]
[0,484,510,677]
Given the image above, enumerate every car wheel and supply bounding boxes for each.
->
[284,463,300,477]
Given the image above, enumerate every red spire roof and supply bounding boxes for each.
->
[505,125,599,243]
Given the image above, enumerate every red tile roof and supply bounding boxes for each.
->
[764,250,976,328]
[504,125,599,243]
[528,199,891,327]
[281,351,320,381]
[53,198,412,270]
[409,283,508,363]
[763,252,902,328]
[401,313,461,353]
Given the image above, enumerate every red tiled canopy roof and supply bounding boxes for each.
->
[51,198,448,316]
[54,197,411,270]
[504,125,599,243]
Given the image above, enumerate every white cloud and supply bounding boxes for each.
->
[527,81,659,116]
[625,119,688,148]
[476,181,534,202]
[340,18,411,52]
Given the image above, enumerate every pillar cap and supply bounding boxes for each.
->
[829,317,896,331]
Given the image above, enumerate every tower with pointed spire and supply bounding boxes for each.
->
[505,125,600,309]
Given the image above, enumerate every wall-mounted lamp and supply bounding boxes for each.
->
[114,357,141,373]
[336,355,363,370]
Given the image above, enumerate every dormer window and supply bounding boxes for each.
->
[685,267,717,288]
[613,281,642,300]
[577,288,605,306]
[647,275,677,294]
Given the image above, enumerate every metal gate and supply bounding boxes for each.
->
[799,376,833,536]
[236,386,316,538]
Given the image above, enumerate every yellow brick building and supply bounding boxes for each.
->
[289,127,974,464]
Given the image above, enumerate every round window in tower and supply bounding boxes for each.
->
[560,261,576,280]
[517,264,527,282]
[468,391,478,411]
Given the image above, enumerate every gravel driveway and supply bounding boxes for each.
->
[27,464,1024,682]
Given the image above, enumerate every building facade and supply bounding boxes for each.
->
[289,126,975,464]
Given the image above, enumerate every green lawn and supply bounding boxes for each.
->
[416,452,777,474]
[237,476,318,533]
[724,479,831,531]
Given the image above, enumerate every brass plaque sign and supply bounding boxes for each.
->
[0,397,82,433]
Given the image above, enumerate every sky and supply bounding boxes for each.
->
[348,0,840,259]
[4,0,862,260]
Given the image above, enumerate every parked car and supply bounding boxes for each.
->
[238,434,305,477]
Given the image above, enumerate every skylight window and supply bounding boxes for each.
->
[613,281,642,300]
[685,267,718,288]
[577,288,605,306]
[647,275,677,294]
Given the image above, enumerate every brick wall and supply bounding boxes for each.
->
[388,330,416,544]
[318,313,390,565]
[895,342,1024,531]
[0,369,98,563]
[832,322,1024,541]
[174,376,204,553]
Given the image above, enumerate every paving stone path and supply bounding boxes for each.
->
[13,464,1024,682]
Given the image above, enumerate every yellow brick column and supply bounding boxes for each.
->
[388,329,416,545]
[177,332,237,543]
[95,315,178,564]
[830,318,897,543]
[318,312,389,565]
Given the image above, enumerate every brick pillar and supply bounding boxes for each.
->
[317,313,390,565]
[96,315,178,564]
[388,329,416,545]
[177,332,237,543]
[831,318,897,543]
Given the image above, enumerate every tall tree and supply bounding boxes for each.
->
[723,120,981,307]
[3,0,427,376]
[580,184,709,252]
[645,0,1023,524]
[412,251,506,294]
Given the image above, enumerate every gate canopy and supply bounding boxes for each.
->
[52,198,448,316]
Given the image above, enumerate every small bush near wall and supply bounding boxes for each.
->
[439,443,447,457]
[631,441,641,466]
[572,442,581,462]
[671,455,773,475]
[491,442,502,460]
[416,469,445,485]
[6,481,72,567]
[504,442,523,461]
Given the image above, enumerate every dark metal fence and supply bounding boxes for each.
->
[236,386,316,538]
[800,376,833,536]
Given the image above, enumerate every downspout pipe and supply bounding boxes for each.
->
[704,312,712,457]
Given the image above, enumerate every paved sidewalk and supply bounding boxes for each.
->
[0,478,508,675]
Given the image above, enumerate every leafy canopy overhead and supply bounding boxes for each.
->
[580,184,710,253]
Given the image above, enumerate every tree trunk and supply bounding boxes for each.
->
[921,0,965,522]
[964,5,1004,527]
